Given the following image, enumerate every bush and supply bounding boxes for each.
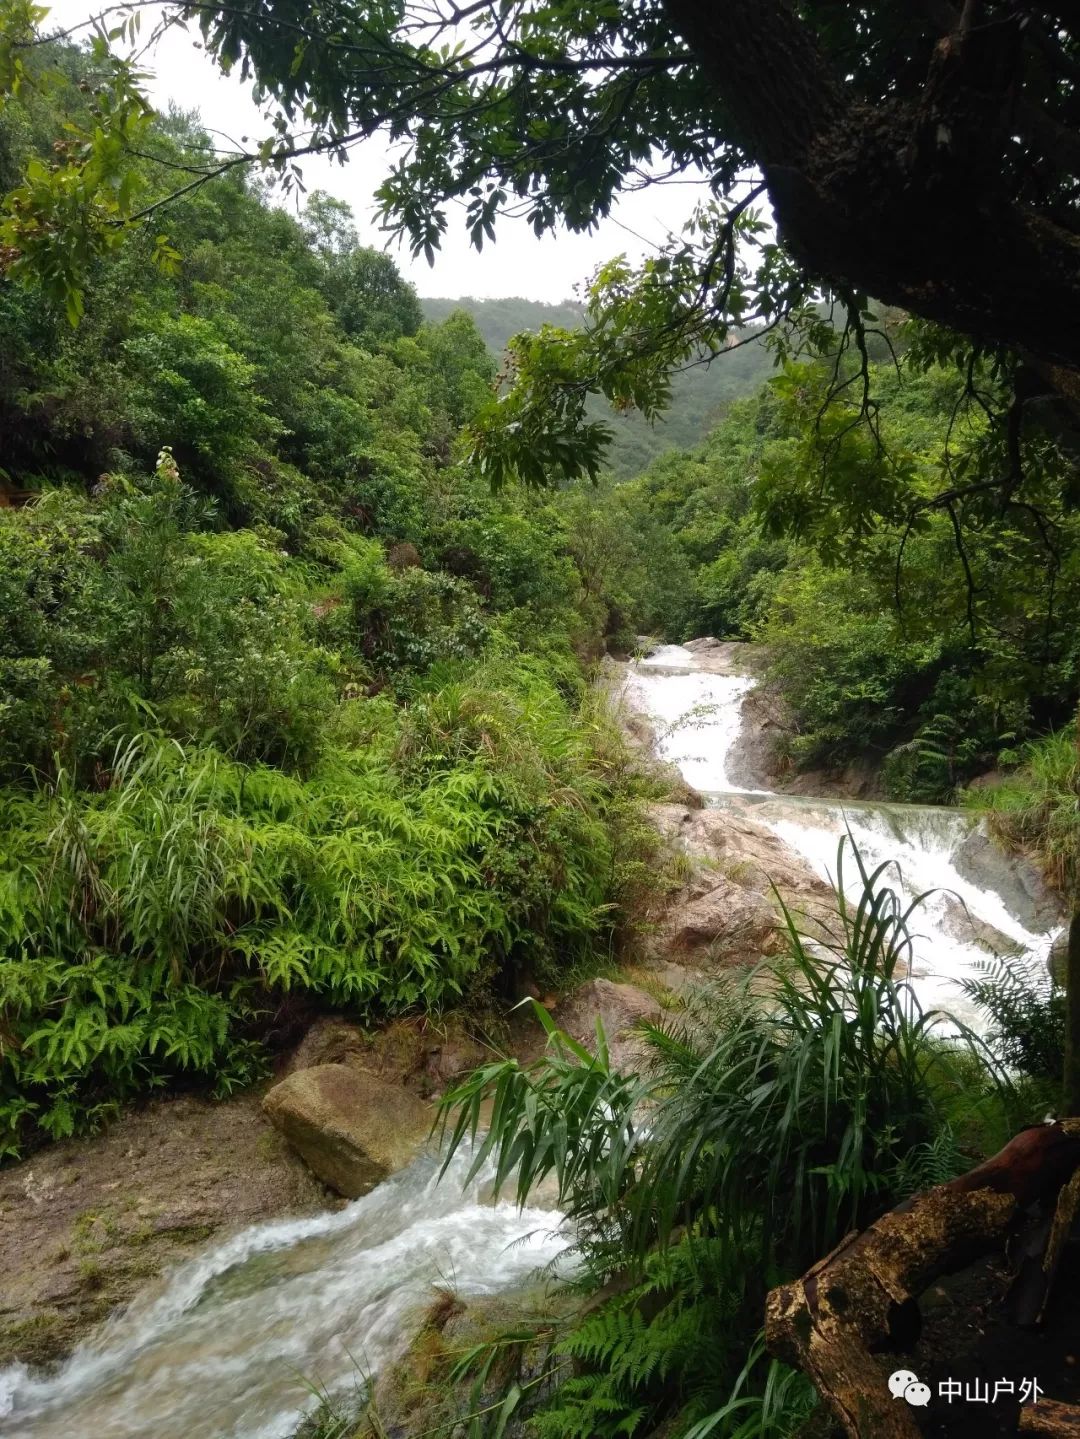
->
[961,953,1065,1086]
[976,726,1080,891]
[0,653,652,1156]
[762,559,942,767]
[0,456,334,774]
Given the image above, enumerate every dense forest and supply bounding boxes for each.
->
[420,296,775,476]
[1,4,1080,1439]
[0,52,676,1157]
[575,341,1080,804]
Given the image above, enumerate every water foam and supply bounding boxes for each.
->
[0,1150,571,1439]
[624,650,1059,1028]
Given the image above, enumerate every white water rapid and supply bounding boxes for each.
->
[0,643,1060,1439]
[0,1150,571,1439]
[625,643,1061,1030]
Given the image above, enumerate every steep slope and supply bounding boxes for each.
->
[421,296,774,476]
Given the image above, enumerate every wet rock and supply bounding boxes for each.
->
[952,826,1062,935]
[779,755,883,801]
[718,667,885,801]
[652,803,833,910]
[1050,930,1069,985]
[683,635,723,652]
[658,962,700,995]
[670,877,782,962]
[644,803,835,969]
[287,1015,368,1074]
[288,1014,486,1096]
[939,892,1023,957]
[686,639,764,675]
[724,683,790,792]
[262,1064,431,1198]
[545,978,663,1072]
[0,1092,325,1370]
[423,1028,489,1087]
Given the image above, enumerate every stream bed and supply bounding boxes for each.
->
[624,642,1061,1029]
[0,640,1061,1437]
[0,1150,570,1439]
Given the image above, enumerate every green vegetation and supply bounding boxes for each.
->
[978,729,1080,892]
[2,9,1078,1436]
[432,848,1037,1439]
[0,61,665,1157]
[421,297,774,478]
[570,341,1080,802]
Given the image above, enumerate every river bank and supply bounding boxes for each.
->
[0,640,1066,1437]
[619,640,1063,1028]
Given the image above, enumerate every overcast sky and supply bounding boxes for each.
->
[46,1,714,301]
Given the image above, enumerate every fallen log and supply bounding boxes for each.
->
[1019,1397,1080,1436]
[765,1120,1080,1438]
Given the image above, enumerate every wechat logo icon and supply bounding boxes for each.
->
[889,1370,932,1408]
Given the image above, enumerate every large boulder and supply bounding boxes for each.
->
[952,826,1062,935]
[669,877,782,962]
[545,978,663,1073]
[645,803,835,968]
[651,804,833,906]
[262,1065,432,1198]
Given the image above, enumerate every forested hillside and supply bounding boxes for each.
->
[568,340,1080,803]
[421,296,773,475]
[0,51,662,1157]
[2,6,1080,1439]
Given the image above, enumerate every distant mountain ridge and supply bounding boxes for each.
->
[420,296,775,477]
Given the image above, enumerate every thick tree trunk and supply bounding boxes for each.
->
[657,1,845,169]
[663,0,1080,384]
[1066,911,1080,1116]
[765,1121,1080,1438]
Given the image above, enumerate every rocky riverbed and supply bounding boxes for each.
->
[0,638,1065,1438]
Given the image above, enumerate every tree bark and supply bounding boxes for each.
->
[1065,910,1080,1117]
[663,0,1080,384]
[658,1,845,169]
[1019,1397,1080,1435]
[765,1121,1080,1439]
[1068,708,1080,1117]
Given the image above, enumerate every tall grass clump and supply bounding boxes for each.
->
[0,654,659,1157]
[974,725,1080,891]
[437,841,1010,1439]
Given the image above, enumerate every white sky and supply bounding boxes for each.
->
[45,1,714,301]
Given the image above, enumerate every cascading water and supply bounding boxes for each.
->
[625,643,1060,1030]
[1,642,1060,1439]
[0,1150,570,1439]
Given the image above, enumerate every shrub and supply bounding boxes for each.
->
[0,654,650,1156]
[976,726,1080,892]
[961,953,1065,1085]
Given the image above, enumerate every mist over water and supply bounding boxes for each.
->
[0,1151,571,1439]
[625,644,1059,1029]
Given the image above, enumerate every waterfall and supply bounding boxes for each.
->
[625,644,1059,1030]
[0,1150,571,1439]
[1,640,1061,1438]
